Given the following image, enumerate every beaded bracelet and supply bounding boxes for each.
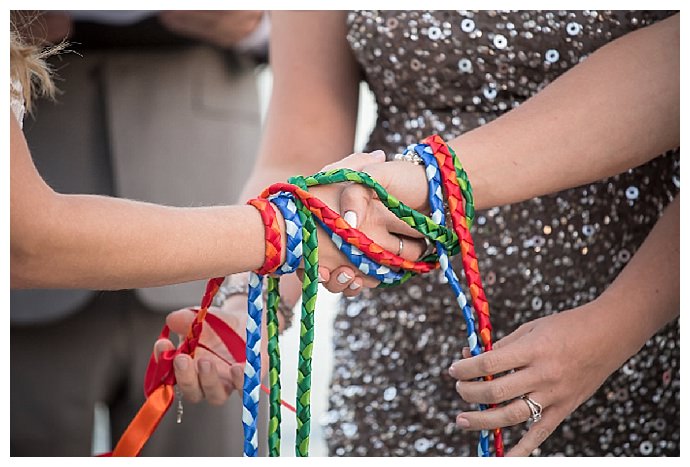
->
[214,273,296,333]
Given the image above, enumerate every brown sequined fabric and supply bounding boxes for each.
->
[325,10,679,456]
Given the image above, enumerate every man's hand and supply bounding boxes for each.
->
[158,11,264,48]
[154,297,252,406]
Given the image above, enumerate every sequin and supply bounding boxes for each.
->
[457,58,473,73]
[331,10,680,457]
[383,387,397,401]
[483,86,498,100]
[414,438,432,452]
[545,49,560,63]
[428,26,442,40]
[567,22,582,35]
[625,186,640,200]
[493,33,508,49]
[460,18,475,32]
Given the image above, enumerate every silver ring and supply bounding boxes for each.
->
[396,237,404,256]
[522,395,543,423]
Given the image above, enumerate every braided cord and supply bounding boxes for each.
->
[247,198,283,276]
[238,141,498,457]
[242,272,263,457]
[265,276,281,456]
[262,182,438,274]
[243,198,284,457]
[411,144,489,456]
[286,187,319,457]
[422,135,504,456]
[302,170,459,255]
[265,194,305,456]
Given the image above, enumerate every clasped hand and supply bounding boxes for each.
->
[154,150,430,402]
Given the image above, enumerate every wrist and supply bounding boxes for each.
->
[589,290,654,361]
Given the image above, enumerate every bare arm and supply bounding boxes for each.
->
[239,11,360,202]
[454,13,679,209]
[10,112,282,290]
[238,11,363,305]
[351,14,679,215]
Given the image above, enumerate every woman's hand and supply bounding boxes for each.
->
[303,152,428,296]
[447,297,643,456]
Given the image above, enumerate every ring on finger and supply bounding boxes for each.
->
[396,236,404,256]
[522,394,543,423]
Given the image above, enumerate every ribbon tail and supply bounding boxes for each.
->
[111,384,174,457]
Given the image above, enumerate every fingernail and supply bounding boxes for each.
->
[337,272,353,284]
[349,282,361,290]
[370,150,386,159]
[448,364,456,377]
[456,416,470,428]
[455,381,462,392]
[174,357,188,370]
[343,211,358,228]
[318,271,326,283]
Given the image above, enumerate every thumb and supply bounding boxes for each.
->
[153,339,176,363]
[339,182,375,230]
[165,307,198,335]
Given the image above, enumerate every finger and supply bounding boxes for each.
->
[455,368,537,404]
[230,363,245,392]
[153,339,176,363]
[296,268,305,282]
[449,343,532,380]
[462,347,471,359]
[323,266,357,293]
[363,160,429,213]
[376,203,426,240]
[165,307,198,334]
[339,183,374,233]
[492,322,536,351]
[317,266,329,284]
[506,409,561,457]
[197,359,231,406]
[341,277,364,298]
[321,150,386,172]
[173,354,203,403]
[456,397,533,431]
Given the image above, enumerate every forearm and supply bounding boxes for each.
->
[11,193,281,290]
[236,11,361,307]
[595,195,679,357]
[451,14,679,210]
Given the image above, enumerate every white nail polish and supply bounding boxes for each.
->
[337,272,352,284]
[343,211,358,228]
[318,272,326,283]
[349,282,361,290]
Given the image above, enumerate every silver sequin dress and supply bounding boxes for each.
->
[325,10,680,457]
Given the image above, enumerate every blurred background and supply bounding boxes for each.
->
[11,10,377,457]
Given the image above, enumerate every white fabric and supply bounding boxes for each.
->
[10,79,25,128]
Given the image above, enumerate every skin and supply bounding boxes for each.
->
[10,111,374,290]
[449,195,679,456]
[158,10,264,48]
[166,11,679,456]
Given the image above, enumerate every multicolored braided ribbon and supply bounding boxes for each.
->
[112,134,502,458]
